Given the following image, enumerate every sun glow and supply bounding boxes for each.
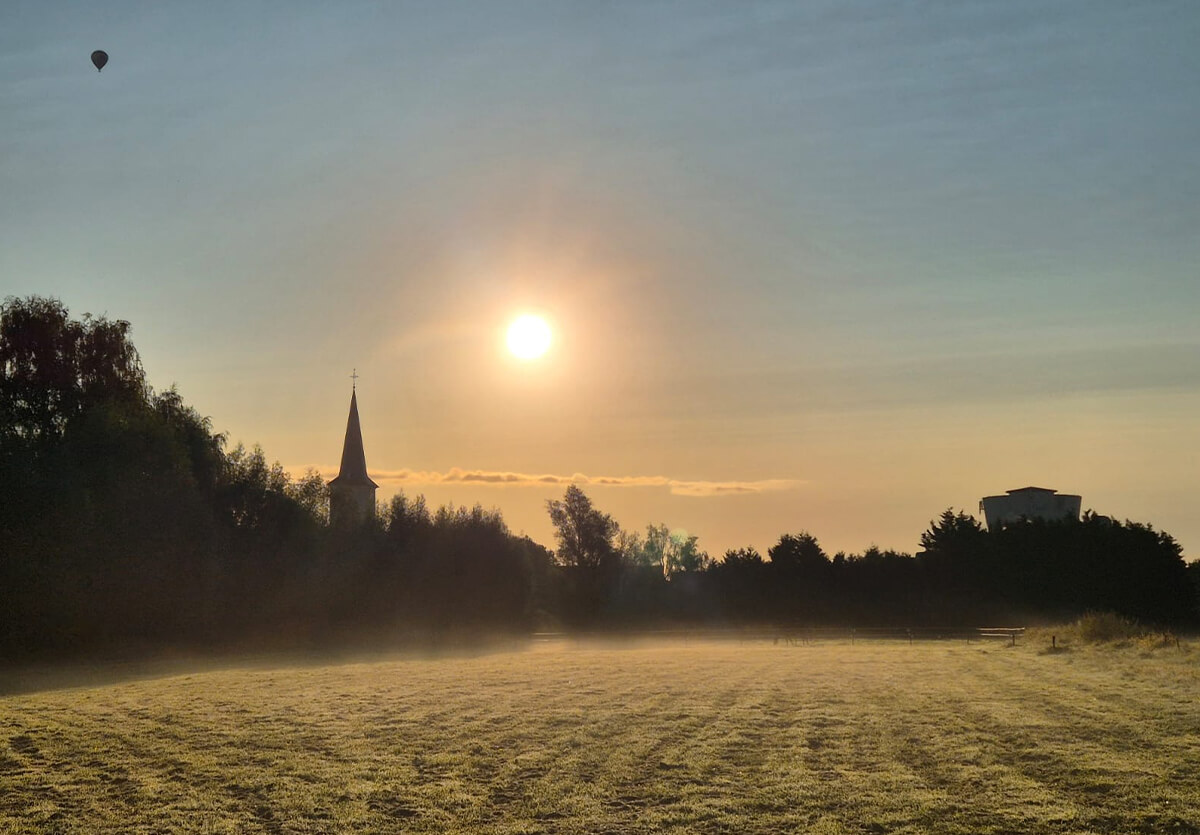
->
[506,314,552,360]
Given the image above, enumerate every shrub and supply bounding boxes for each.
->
[1074,611,1144,644]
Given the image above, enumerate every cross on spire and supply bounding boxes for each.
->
[350,368,358,391]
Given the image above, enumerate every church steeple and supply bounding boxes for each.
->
[329,376,377,527]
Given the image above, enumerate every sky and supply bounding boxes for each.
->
[3,0,1199,558]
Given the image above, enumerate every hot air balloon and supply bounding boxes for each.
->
[91,50,108,72]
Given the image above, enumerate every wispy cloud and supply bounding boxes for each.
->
[297,466,801,497]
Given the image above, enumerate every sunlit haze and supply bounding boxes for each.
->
[3,1,1198,557]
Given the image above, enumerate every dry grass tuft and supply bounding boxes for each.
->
[1028,612,1188,653]
[1074,611,1145,643]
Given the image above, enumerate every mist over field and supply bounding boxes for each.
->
[6,298,1196,834]
[4,639,1200,833]
[6,1,1200,831]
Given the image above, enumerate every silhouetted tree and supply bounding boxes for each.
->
[1188,560,1200,622]
[287,468,330,525]
[616,528,650,568]
[424,503,528,627]
[546,486,621,623]
[0,297,330,654]
[384,491,433,552]
[769,532,827,572]
[511,535,560,630]
[151,387,227,496]
[5,295,1196,654]
[918,509,987,556]
[710,547,768,621]
[766,531,831,621]
[989,514,1193,624]
[546,485,618,570]
[916,509,994,622]
[836,546,920,624]
[0,296,144,446]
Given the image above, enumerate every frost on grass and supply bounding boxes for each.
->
[2,641,1199,834]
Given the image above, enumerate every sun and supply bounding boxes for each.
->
[506,314,552,360]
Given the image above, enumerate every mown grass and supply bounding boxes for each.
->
[2,637,1199,834]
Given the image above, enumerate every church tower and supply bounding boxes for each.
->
[329,378,378,527]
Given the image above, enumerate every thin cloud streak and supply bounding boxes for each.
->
[301,466,802,497]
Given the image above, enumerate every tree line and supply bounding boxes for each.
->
[2,296,1196,660]
[544,488,1196,628]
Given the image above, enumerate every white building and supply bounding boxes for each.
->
[979,486,1081,530]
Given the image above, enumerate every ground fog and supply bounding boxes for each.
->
[2,639,1199,833]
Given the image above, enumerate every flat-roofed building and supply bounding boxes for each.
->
[979,486,1081,530]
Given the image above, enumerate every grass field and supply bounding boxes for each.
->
[3,637,1199,834]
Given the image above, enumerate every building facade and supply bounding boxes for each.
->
[328,388,378,527]
[979,486,1081,530]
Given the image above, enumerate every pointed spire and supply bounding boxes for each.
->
[329,388,378,488]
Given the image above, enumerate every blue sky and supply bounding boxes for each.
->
[3,1,1199,556]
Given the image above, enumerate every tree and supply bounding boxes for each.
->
[672,533,711,574]
[616,528,650,568]
[384,490,432,551]
[221,443,293,530]
[918,509,986,555]
[0,296,229,651]
[1,295,145,445]
[641,523,673,576]
[917,509,993,607]
[768,531,828,572]
[287,467,330,525]
[423,502,528,627]
[151,387,227,496]
[837,546,920,624]
[720,547,766,570]
[546,486,622,623]
[641,524,709,576]
[767,532,831,621]
[546,485,619,570]
[709,547,768,621]
[1188,560,1200,622]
